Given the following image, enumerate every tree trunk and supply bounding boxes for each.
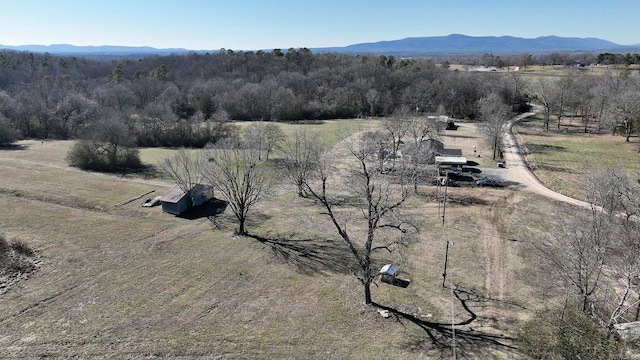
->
[238,217,247,236]
[544,109,550,131]
[363,280,372,305]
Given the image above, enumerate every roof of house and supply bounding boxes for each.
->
[435,156,468,165]
[160,184,188,204]
[439,148,463,157]
[160,183,212,204]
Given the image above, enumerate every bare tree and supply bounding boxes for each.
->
[551,71,576,130]
[537,206,611,313]
[382,104,412,156]
[610,86,640,143]
[581,168,640,333]
[243,122,285,161]
[404,115,441,191]
[530,76,556,130]
[302,130,414,305]
[159,148,205,207]
[536,168,638,319]
[280,128,329,197]
[67,113,142,172]
[55,93,98,138]
[202,144,271,235]
[407,114,441,145]
[478,93,511,160]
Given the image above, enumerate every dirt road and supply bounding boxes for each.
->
[502,112,591,209]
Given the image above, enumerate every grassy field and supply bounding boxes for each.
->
[513,115,640,200]
[0,117,629,358]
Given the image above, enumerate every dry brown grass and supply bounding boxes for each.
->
[0,123,587,359]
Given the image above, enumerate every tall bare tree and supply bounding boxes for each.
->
[243,122,285,161]
[280,128,329,197]
[382,104,412,156]
[404,115,441,191]
[610,86,640,143]
[478,93,511,160]
[530,76,556,131]
[303,131,414,305]
[537,205,611,313]
[202,144,271,235]
[536,168,635,317]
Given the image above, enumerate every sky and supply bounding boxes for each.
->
[0,0,638,51]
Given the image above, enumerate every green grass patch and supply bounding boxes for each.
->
[514,118,640,199]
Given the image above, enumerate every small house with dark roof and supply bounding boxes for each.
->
[160,183,214,215]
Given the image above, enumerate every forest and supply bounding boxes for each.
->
[0,47,639,169]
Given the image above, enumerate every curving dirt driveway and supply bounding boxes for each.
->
[502,112,591,209]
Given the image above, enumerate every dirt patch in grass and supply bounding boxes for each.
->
[0,235,41,295]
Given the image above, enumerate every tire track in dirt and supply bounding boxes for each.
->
[481,220,505,302]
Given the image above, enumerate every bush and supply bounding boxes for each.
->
[516,304,619,359]
[0,116,19,146]
[0,234,36,275]
[66,140,142,172]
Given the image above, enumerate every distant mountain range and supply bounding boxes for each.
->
[315,34,640,56]
[1,34,639,57]
[0,44,189,56]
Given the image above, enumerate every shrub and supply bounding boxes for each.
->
[516,304,619,359]
[66,140,142,172]
[0,116,18,146]
[0,234,37,279]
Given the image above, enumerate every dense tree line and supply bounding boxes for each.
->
[457,51,640,68]
[1,48,638,167]
[0,48,524,146]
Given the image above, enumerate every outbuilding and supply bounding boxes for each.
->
[160,183,214,215]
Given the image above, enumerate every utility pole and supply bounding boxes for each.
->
[442,240,453,287]
[442,171,448,225]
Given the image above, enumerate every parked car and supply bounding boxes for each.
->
[476,178,501,187]
[447,167,463,175]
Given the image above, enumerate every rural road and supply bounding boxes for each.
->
[502,112,591,209]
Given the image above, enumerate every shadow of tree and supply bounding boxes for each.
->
[117,164,162,179]
[446,195,491,206]
[0,144,28,151]
[526,143,566,153]
[246,232,358,275]
[179,199,228,220]
[536,164,574,173]
[444,133,477,139]
[373,285,520,358]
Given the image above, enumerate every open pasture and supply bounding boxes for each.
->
[513,115,640,200]
[0,116,621,358]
